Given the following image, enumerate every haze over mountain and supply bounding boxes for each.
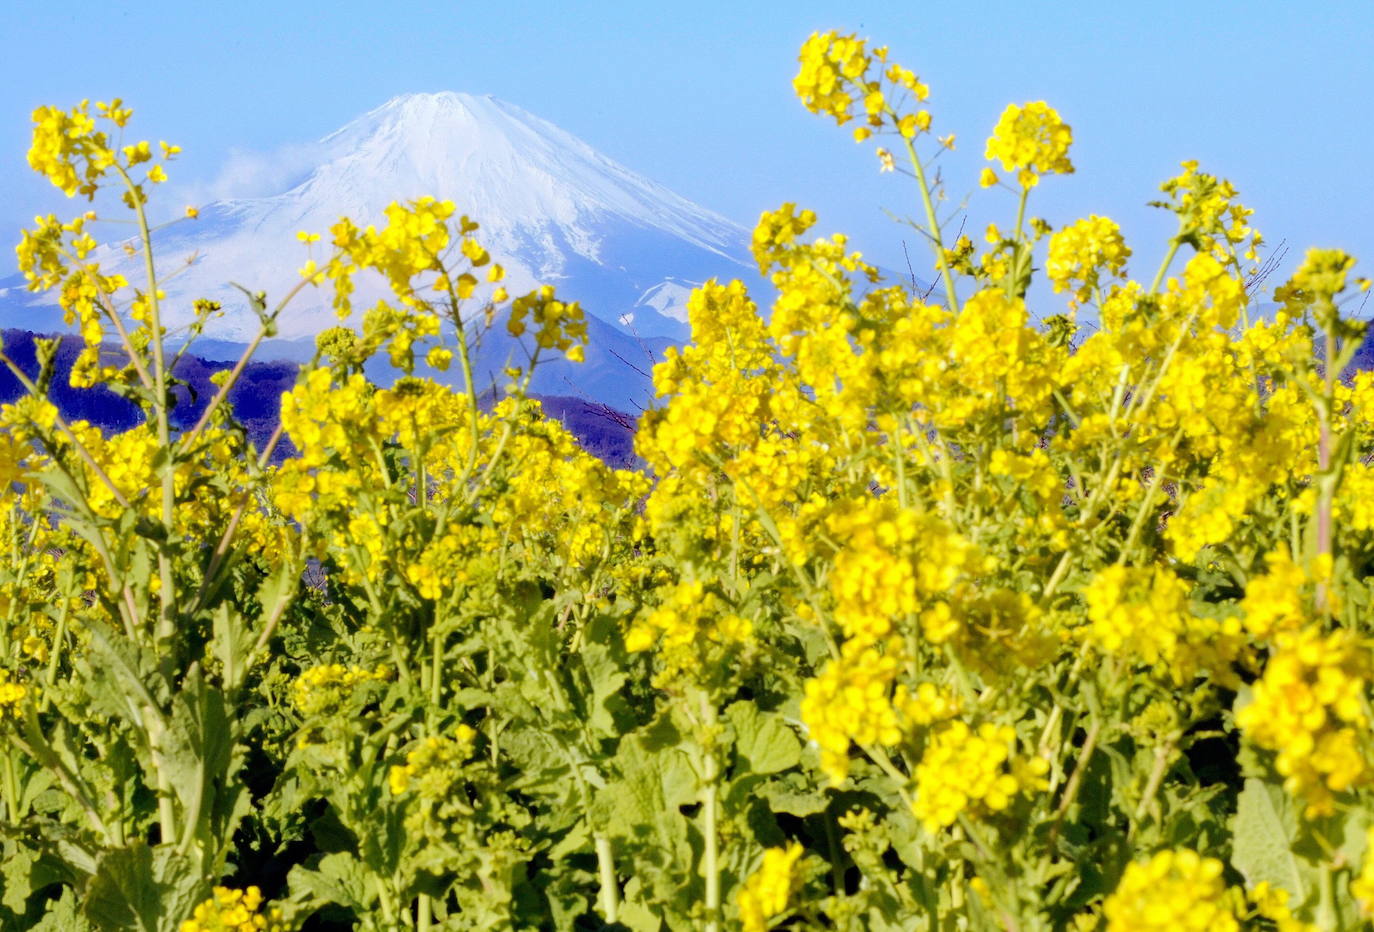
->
[0,91,766,410]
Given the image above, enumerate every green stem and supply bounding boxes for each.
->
[1318,858,1338,932]
[429,628,443,708]
[1003,186,1030,298]
[700,694,721,932]
[823,810,846,896]
[2,746,19,823]
[1315,315,1336,613]
[113,165,177,647]
[1128,738,1176,842]
[373,875,397,927]
[900,136,960,313]
[595,834,620,923]
[1115,443,1177,564]
[1149,238,1182,295]
[1047,718,1101,849]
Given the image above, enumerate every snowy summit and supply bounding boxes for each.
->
[1,91,759,358]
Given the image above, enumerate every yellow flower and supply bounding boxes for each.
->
[794,31,872,125]
[1240,547,1317,640]
[0,670,30,721]
[1103,850,1238,932]
[984,101,1074,188]
[912,720,1047,831]
[507,284,588,362]
[1155,160,1260,264]
[1275,246,1358,321]
[425,346,453,371]
[180,886,285,932]
[737,843,804,932]
[1237,626,1372,816]
[625,579,753,686]
[185,205,199,219]
[1045,215,1131,306]
[289,663,391,718]
[801,639,906,785]
[1081,564,1242,684]
[388,725,478,798]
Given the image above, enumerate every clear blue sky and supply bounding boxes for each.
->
[3,0,1372,313]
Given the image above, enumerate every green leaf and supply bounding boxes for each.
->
[725,702,801,776]
[758,771,829,817]
[2,845,48,916]
[210,605,254,695]
[593,720,695,856]
[1231,778,1309,904]
[579,614,633,740]
[82,842,201,932]
[288,851,374,912]
[161,669,248,866]
[30,885,90,931]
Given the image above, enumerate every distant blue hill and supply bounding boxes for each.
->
[0,330,640,469]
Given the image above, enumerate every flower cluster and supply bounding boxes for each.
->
[180,887,285,932]
[1045,215,1131,306]
[289,663,391,718]
[826,499,975,644]
[326,197,459,315]
[984,101,1074,188]
[1101,849,1236,932]
[507,283,588,363]
[737,843,804,932]
[1237,627,1372,815]
[1240,548,1322,640]
[625,579,753,685]
[912,720,1047,831]
[1154,160,1262,264]
[388,724,478,797]
[1081,564,1242,683]
[27,99,134,199]
[0,669,29,721]
[793,32,932,144]
[801,639,960,785]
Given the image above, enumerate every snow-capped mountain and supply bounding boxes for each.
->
[0,91,763,409]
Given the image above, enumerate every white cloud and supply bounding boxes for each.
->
[173,141,325,206]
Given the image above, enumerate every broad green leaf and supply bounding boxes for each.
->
[1,845,45,916]
[579,614,632,740]
[288,851,374,912]
[161,669,248,866]
[593,720,695,856]
[1231,778,1309,904]
[29,885,90,931]
[758,771,829,817]
[82,842,199,932]
[726,701,801,776]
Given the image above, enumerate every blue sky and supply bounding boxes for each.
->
[3,0,1372,312]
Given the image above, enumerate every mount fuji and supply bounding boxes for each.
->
[0,92,764,410]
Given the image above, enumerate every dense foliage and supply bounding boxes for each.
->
[2,30,1373,931]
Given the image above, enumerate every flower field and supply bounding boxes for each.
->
[2,29,1374,931]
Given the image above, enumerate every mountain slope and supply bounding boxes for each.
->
[0,91,764,405]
